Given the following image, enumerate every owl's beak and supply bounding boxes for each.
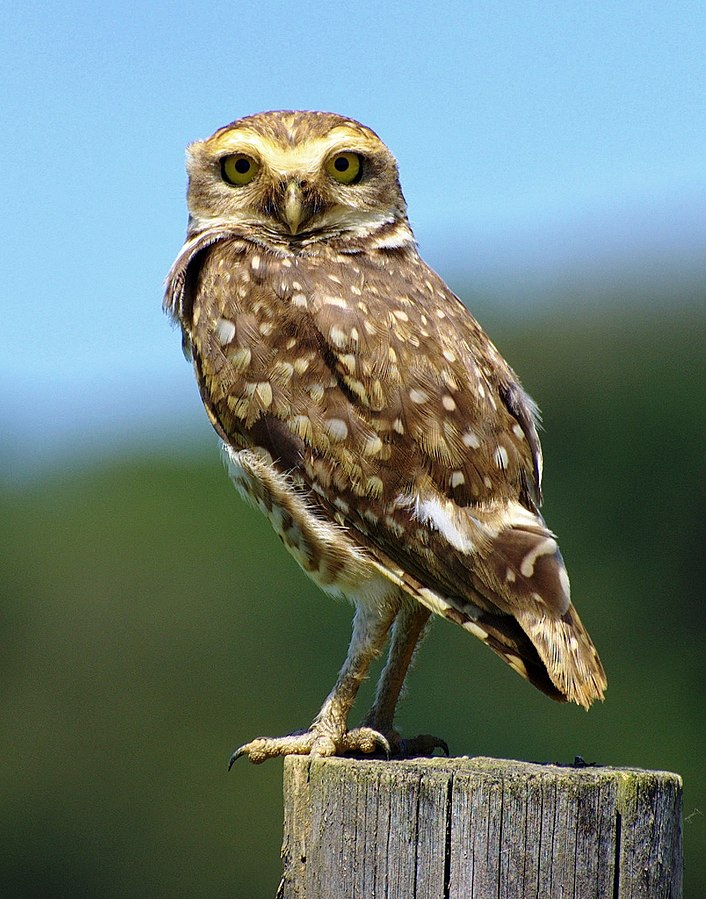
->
[281,181,309,235]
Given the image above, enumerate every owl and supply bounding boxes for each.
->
[165,110,606,764]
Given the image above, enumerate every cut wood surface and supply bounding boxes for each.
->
[278,755,682,899]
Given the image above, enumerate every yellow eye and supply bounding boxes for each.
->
[221,154,260,185]
[326,152,362,184]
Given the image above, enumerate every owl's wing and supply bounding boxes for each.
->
[295,250,604,707]
[171,239,605,707]
[306,250,544,508]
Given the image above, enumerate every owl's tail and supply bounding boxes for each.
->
[469,508,607,709]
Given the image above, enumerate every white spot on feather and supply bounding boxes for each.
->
[255,381,273,408]
[323,294,348,308]
[409,493,474,553]
[409,388,429,405]
[505,501,543,530]
[214,318,236,345]
[228,346,251,369]
[417,587,453,618]
[329,325,347,348]
[494,446,509,469]
[463,621,489,642]
[506,655,529,678]
[363,435,384,456]
[367,476,384,497]
[325,418,349,441]
[520,537,558,577]
[340,353,356,374]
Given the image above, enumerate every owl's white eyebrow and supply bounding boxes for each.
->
[207,135,372,176]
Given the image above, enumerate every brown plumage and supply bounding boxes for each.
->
[165,110,606,763]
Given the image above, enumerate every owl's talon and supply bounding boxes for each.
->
[228,745,250,769]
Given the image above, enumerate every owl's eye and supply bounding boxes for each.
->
[325,152,362,184]
[221,154,260,186]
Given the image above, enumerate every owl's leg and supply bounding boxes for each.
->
[360,601,449,758]
[230,597,398,765]
[364,600,431,732]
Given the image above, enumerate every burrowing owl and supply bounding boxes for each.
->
[165,110,606,764]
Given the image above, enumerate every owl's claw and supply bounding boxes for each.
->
[228,746,252,771]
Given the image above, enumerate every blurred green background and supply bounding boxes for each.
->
[2,300,704,897]
[3,2,706,896]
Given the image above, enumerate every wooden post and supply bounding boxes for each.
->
[278,756,682,899]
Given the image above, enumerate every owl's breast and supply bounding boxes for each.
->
[188,242,329,436]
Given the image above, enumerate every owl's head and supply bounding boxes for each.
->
[185,110,412,246]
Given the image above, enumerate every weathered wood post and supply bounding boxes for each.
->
[279,756,682,899]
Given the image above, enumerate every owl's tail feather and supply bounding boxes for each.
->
[385,570,578,705]
[475,512,607,709]
[454,600,606,709]
[510,602,607,709]
[395,571,606,708]
[455,608,568,703]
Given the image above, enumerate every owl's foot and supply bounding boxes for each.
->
[230,725,449,766]
[229,725,391,766]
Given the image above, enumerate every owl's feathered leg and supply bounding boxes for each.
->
[230,598,398,765]
[364,600,430,731]
[362,601,449,758]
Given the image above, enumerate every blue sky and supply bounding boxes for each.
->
[2,1,705,475]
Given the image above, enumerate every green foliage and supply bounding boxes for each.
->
[1,306,704,897]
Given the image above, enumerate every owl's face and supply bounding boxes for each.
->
[185,110,409,244]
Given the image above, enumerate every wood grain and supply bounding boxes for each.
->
[278,756,682,899]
